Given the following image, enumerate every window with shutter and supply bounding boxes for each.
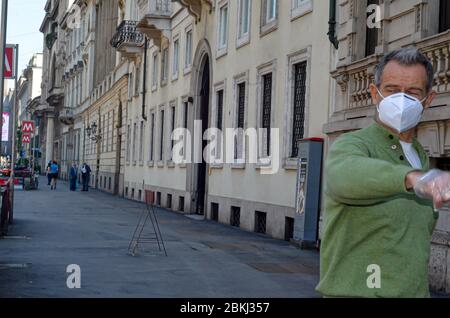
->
[235,83,246,160]
[291,62,307,158]
[262,73,272,157]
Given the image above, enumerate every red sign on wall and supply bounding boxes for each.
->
[22,121,35,133]
[22,134,31,144]
[4,45,15,79]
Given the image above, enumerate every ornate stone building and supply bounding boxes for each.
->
[325,0,450,293]
[39,0,127,191]
[37,0,450,294]
[39,0,69,170]
[82,0,127,195]
[111,0,332,240]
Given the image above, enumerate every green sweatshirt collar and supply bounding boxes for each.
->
[370,122,428,170]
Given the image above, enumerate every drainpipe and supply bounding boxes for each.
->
[141,37,148,121]
[328,0,339,50]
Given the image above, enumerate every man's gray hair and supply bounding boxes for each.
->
[374,47,434,91]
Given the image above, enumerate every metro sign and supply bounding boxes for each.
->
[22,134,31,144]
[22,121,35,133]
[4,45,16,79]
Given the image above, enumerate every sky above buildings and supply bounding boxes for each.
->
[5,0,47,82]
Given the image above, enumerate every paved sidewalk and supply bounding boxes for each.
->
[0,178,320,298]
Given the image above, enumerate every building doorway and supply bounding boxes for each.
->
[195,56,210,215]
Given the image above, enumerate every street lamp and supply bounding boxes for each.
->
[86,122,101,143]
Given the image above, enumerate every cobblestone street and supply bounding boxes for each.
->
[0,178,320,298]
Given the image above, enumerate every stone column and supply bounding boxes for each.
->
[45,113,55,164]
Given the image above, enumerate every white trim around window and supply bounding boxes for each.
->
[147,108,156,167]
[132,121,137,165]
[231,71,249,168]
[184,24,193,75]
[172,34,180,81]
[236,0,252,49]
[152,51,159,92]
[161,46,169,86]
[260,0,278,37]
[291,0,313,21]
[138,119,145,166]
[179,95,190,169]
[167,99,177,167]
[127,67,134,101]
[216,0,229,59]
[134,62,141,98]
[283,47,312,169]
[256,59,277,162]
[211,80,227,169]
[157,104,167,167]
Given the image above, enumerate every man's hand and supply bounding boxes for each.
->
[408,169,450,209]
[405,171,424,191]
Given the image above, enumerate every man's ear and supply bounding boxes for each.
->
[370,83,381,105]
[423,90,436,109]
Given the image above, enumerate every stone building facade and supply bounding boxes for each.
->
[39,0,127,190]
[39,0,332,242]
[325,0,450,293]
[111,0,332,241]
[36,0,450,294]
[39,0,70,170]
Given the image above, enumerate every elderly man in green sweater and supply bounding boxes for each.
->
[316,47,450,298]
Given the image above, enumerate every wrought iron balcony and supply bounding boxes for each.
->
[172,0,213,21]
[59,107,75,125]
[111,20,145,58]
[137,0,172,49]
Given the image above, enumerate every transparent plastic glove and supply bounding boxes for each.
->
[413,169,450,211]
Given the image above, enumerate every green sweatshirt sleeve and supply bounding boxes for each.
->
[325,134,417,206]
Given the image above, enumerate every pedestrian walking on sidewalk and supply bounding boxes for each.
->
[80,162,91,192]
[50,161,58,190]
[46,161,52,185]
[69,163,78,191]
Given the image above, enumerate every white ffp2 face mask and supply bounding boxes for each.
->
[376,89,426,133]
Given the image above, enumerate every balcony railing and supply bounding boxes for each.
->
[330,57,378,110]
[325,30,450,135]
[416,30,450,94]
[347,61,377,109]
[111,20,144,58]
[332,30,450,112]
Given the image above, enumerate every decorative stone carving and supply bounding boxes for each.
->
[336,73,349,92]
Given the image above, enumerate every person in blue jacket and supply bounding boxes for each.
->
[50,161,58,190]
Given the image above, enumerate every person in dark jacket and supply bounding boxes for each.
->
[69,163,78,191]
[80,163,91,192]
